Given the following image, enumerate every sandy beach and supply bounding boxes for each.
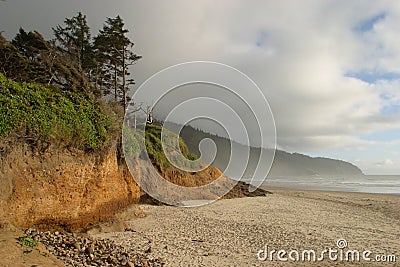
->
[95,189,400,266]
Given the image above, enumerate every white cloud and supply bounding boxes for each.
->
[1,0,400,173]
[375,159,394,166]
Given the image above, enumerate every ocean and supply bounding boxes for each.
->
[262,175,400,195]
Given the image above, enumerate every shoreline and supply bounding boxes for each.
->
[262,174,400,196]
[262,185,400,196]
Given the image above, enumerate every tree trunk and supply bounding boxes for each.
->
[122,46,127,113]
[114,65,118,101]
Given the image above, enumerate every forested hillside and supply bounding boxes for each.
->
[176,123,364,177]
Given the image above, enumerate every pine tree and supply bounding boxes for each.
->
[0,32,32,82]
[94,16,141,111]
[52,12,98,96]
[7,27,91,94]
[1,13,141,104]
[11,28,53,83]
[12,28,47,61]
[53,12,92,73]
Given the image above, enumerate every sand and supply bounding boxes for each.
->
[95,190,400,266]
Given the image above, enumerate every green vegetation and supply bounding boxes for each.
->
[123,123,199,170]
[0,74,114,150]
[1,12,141,112]
[17,236,38,248]
[122,125,143,158]
[0,12,142,153]
[144,124,199,171]
[0,72,198,166]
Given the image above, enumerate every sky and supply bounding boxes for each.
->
[1,0,400,174]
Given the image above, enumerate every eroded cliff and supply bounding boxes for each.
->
[0,140,141,231]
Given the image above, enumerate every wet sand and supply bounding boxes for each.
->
[95,189,400,266]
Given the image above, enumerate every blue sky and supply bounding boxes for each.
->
[0,0,399,174]
[360,128,400,142]
[354,12,386,32]
[345,71,400,84]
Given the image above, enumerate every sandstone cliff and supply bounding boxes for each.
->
[0,140,141,231]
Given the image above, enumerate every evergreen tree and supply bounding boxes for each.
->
[12,28,47,61]
[53,12,93,73]
[0,33,32,82]
[11,28,52,83]
[94,16,141,111]
[7,28,91,94]
[1,13,140,103]
[53,13,100,96]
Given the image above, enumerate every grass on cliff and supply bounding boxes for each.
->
[0,73,116,150]
[145,124,199,170]
[123,124,199,171]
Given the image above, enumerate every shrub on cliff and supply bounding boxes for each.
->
[0,74,116,150]
[144,124,199,171]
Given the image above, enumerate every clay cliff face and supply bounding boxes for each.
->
[137,158,268,205]
[0,140,141,231]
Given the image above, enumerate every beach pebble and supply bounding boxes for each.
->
[23,228,164,267]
